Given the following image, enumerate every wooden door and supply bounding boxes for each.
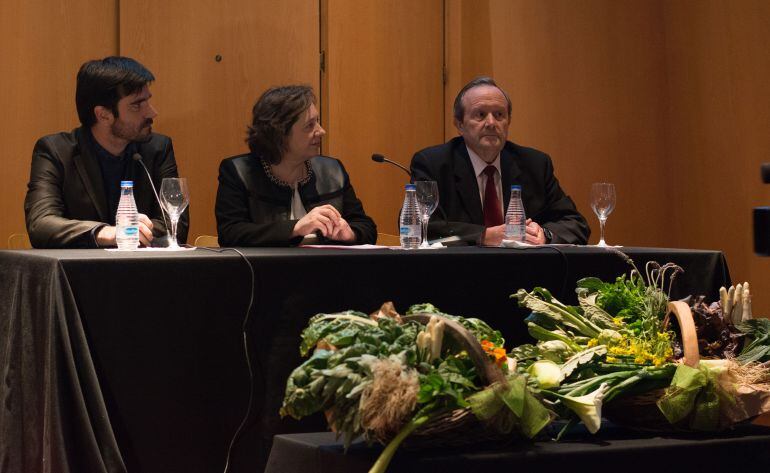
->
[323,0,445,236]
[0,0,118,245]
[445,0,670,247]
[120,0,320,239]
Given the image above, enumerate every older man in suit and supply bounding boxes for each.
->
[410,77,589,246]
[24,56,188,248]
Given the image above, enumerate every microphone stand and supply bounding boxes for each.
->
[371,154,411,178]
[132,153,171,238]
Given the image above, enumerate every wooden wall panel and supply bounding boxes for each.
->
[323,0,444,235]
[0,0,117,246]
[664,0,770,315]
[120,0,320,240]
[445,0,670,247]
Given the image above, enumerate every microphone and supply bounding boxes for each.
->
[371,153,411,178]
[762,163,770,184]
[132,153,171,233]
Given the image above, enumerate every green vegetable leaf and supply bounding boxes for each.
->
[513,288,601,338]
[560,345,608,379]
[736,318,770,363]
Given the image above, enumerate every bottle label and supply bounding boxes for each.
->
[505,224,526,241]
[121,226,139,236]
[399,225,420,237]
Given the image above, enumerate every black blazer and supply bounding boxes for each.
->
[410,136,590,244]
[215,154,377,247]
[24,127,188,248]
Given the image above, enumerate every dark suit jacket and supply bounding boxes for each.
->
[24,127,189,248]
[410,136,590,244]
[215,153,377,247]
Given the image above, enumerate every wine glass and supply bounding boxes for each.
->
[415,180,439,248]
[160,178,190,249]
[590,182,616,247]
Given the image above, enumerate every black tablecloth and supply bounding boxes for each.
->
[0,246,731,472]
[265,423,770,473]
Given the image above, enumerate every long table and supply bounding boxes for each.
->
[265,423,770,472]
[0,246,731,472]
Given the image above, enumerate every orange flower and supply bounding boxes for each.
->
[481,340,506,367]
[492,347,507,367]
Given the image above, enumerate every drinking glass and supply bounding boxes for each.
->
[160,177,190,249]
[415,180,439,248]
[590,182,616,247]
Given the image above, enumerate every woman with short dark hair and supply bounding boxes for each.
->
[215,85,376,246]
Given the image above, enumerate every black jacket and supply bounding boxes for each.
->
[410,136,590,244]
[24,127,188,248]
[215,154,377,247]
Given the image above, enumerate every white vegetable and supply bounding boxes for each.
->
[719,286,728,316]
[742,282,752,321]
[732,283,743,325]
[527,360,563,389]
[720,282,753,324]
[726,286,735,322]
[430,319,445,361]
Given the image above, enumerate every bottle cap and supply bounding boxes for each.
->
[511,185,522,190]
[120,181,134,188]
[405,184,416,190]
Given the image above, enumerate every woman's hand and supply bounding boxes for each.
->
[329,218,356,242]
[292,205,342,238]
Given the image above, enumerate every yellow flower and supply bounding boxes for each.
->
[634,355,647,364]
[605,356,618,363]
[587,338,598,348]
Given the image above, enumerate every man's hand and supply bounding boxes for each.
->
[138,214,154,246]
[525,219,546,245]
[95,213,154,247]
[480,224,506,246]
[96,225,116,247]
[293,205,342,238]
[481,220,546,246]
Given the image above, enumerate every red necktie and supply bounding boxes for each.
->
[483,166,503,227]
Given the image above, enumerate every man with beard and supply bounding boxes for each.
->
[24,56,188,248]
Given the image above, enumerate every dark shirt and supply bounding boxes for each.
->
[88,131,137,225]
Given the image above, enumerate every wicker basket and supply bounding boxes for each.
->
[381,313,514,449]
[603,301,700,431]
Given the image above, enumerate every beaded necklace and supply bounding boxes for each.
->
[260,157,313,188]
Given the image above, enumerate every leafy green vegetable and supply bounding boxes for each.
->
[513,288,601,338]
[736,318,770,363]
[560,345,608,379]
[578,275,647,324]
[406,303,505,347]
[577,290,622,330]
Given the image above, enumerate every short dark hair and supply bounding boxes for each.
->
[452,76,512,123]
[75,56,155,128]
[246,85,316,165]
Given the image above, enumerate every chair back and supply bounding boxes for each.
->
[376,233,401,246]
[7,233,32,249]
[194,235,220,247]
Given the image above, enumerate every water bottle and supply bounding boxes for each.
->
[399,184,421,249]
[504,185,527,242]
[115,181,140,251]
